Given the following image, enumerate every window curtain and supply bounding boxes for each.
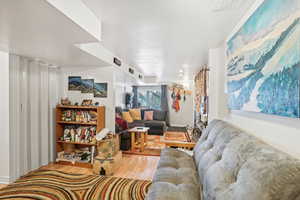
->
[194,67,209,124]
[9,54,59,181]
[161,85,170,126]
[132,86,138,108]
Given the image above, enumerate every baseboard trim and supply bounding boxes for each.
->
[0,176,10,184]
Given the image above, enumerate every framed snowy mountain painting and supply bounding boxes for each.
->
[226,0,300,118]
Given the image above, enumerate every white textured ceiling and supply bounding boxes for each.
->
[83,0,256,82]
[0,0,110,67]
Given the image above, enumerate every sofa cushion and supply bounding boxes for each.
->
[160,148,194,161]
[146,182,201,200]
[147,148,201,200]
[145,120,166,127]
[194,120,300,200]
[158,148,196,170]
[144,111,154,120]
[153,167,198,185]
[122,111,133,123]
[153,110,167,121]
[129,108,142,120]
[127,120,146,128]
[141,109,153,119]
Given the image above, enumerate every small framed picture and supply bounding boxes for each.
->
[81,79,94,93]
[68,76,81,91]
[94,83,108,98]
[81,99,93,106]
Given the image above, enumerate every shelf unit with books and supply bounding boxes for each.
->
[55,105,105,168]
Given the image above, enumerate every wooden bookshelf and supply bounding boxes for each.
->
[57,140,97,146]
[57,121,97,126]
[55,105,105,168]
[56,105,99,110]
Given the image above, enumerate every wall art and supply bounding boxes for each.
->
[227,0,300,118]
[94,83,108,98]
[81,79,94,93]
[68,76,82,91]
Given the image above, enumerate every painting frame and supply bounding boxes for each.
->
[80,79,94,94]
[68,76,82,91]
[226,0,300,118]
[94,82,108,98]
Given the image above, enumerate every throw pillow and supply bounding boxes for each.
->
[144,111,154,120]
[122,112,133,123]
[116,116,128,130]
[129,109,142,120]
[153,110,166,121]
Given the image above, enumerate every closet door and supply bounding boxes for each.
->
[28,61,41,170]
[9,55,58,182]
[19,57,30,176]
[49,68,60,162]
[40,64,49,166]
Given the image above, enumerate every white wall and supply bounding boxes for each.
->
[114,68,136,108]
[208,47,228,121]
[208,45,300,159]
[0,51,10,184]
[60,66,116,131]
[168,86,194,127]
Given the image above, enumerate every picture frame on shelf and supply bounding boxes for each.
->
[81,99,93,106]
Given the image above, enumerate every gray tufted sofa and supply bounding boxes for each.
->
[146,120,300,200]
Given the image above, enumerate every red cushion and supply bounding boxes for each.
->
[116,116,128,130]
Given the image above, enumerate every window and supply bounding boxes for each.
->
[136,86,162,110]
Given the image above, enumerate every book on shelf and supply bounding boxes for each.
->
[60,126,97,144]
[56,105,105,168]
[61,110,98,123]
[57,147,95,164]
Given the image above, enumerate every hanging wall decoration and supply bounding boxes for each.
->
[169,83,192,112]
[68,76,82,91]
[94,83,108,98]
[226,0,300,118]
[81,79,94,93]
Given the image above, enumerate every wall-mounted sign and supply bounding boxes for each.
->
[113,57,122,66]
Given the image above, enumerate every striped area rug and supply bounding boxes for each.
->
[0,170,151,200]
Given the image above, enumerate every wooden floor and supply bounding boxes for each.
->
[0,154,159,189]
[0,132,191,190]
[41,154,159,180]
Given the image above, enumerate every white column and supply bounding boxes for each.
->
[208,46,229,122]
[9,54,21,182]
[0,51,10,184]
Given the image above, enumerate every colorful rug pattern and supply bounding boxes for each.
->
[0,170,151,200]
[123,132,191,156]
[164,131,191,142]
